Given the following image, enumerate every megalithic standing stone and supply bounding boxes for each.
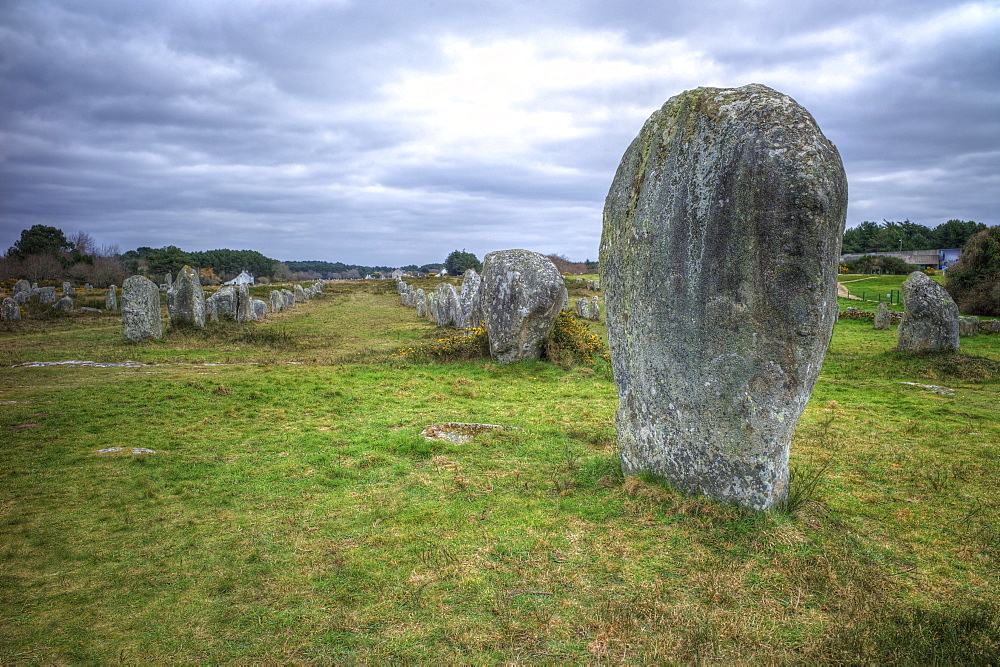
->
[600,84,847,510]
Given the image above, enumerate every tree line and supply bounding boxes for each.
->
[842,219,986,254]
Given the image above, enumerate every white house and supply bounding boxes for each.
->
[224,270,254,286]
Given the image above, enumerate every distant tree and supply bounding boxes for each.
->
[145,246,193,277]
[419,263,444,274]
[945,226,1000,316]
[544,253,587,274]
[933,219,987,249]
[6,224,74,259]
[444,249,482,276]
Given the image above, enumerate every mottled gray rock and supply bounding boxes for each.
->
[415,288,427,318]
[282,289,295,309]
[206,286,238,321]
[252,299,267,321]
[53,296,74,311]
[600,84,847,511]
[873,302,891,330]
[121,276,162,340]
[294,285,307,303]
[269,290,284,313]
[236,284,253,323]
[62,281,74,296]
[426,290,439,322]
[959,316,979,338]
[165,272,173,289]
[167,265,206,327]
[38,286,56,303]
[2,297,21,321]
[589,296,600,321]
[84,283,93,291]
[460,269,483,326]
[897,272,959,353]
[480,249,566,363]
[105,285,118,311]
[575,297,591,320]
[434,283,462,327]
[13,280,30,296]
[12,291,29,305]
[982,320,1000,333]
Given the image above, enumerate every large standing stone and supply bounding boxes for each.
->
[460,269,483,326]
[575,297,591,320]
[269,290,284,313]
[282,289,295,309]
[167,265,206,327]
[38,286,56,304]
[53,296,74,311]
[236,284,253,323]
[13,280,31,297]
[480,249,567,363]
[294,285,307,303]
[121,276,162,341]
[897,271,960,353]
[415,289,427,318]
[106,285,118,311]
[600,84,847,511]
[62,281,74,296]
[2,297,21,321]
[873,301,891,330]
[252,299,268,321]
[434,283,463,327]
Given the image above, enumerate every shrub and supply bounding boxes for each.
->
[946,226,1000,316]
[392,322,490,362]
[543,310,609,367]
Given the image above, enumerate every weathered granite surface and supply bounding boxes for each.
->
[897,271,960,353]
[121,275,163,341]
[600,84,847,510]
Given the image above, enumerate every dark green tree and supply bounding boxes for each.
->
[444,249,482,276]
[6,224,74,259]
[945,226,1000,316]
[933,220,987,249]
[845,254,920,275]
[145,246,193,277]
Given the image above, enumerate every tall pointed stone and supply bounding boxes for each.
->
[167,265,206,327]
[600,84,847,511]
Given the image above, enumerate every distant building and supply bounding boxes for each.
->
[840,249,962,270]
[224,270,254,286]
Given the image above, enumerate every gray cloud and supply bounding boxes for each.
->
[2,0,997,267]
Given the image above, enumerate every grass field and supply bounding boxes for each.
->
[1,278,998,662]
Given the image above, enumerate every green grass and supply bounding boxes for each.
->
[1,280,998,662]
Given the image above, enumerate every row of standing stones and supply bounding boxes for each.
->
[119,267,326,342]
[1,280,117,321]
[395,250,601,365]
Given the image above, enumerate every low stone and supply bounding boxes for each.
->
[420,422,520,444]
[959,316,980,337]
[480,249,566,363]
[2,297,21,321]
[897,271,960,353]
[206,286,238,321]
[84,283,93,291]
[13,291,30,305]
[575,297,591,319]
[62,281,74,296]
[252,299,268,321]
[80,307,102,312]
[589,296,600,321]
[53,296,73,311]
[269,290,284,313]
[106,285,118,311]
[982,320,1000,333]
[121,275,163,341]
[873,302,891,330]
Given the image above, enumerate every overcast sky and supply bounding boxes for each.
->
[2,0,998,267]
